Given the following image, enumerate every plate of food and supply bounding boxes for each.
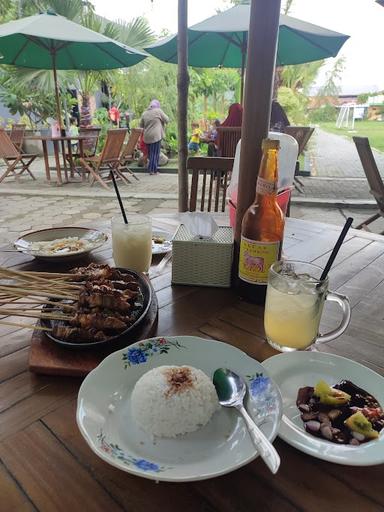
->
[262,351,384,466]
[14,227,108,260]
[40,263,152,349]
[77,336,282,482]
[152,229,172,255]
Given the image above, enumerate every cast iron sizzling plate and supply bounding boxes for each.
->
[40,268,152,350]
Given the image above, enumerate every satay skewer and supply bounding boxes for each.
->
[0,308,73,321]
[0,285,77,301]
[0,299,76,309]
[0,320,52,331]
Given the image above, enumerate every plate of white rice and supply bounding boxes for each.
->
[77,336,282,482]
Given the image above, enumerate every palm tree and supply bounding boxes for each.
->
[2,0,153,126]
[75,12,154,126]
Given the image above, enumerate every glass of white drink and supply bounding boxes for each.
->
[264,261,351,352]
[112,215,152,273]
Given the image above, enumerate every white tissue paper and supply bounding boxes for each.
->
[180,212,219,240]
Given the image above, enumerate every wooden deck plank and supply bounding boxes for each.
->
[158,287,235,336]
[313,235,372,268]
[0,348,29,383]
[247,440,384,511]
[42,401,219,512]
[0,422,123,512]
[0,378,78,442]
[0,462,35,512]
[328,241,384,290]
[0,372,53,414]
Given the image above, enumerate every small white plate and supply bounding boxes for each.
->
[14,227,107,261]
[262,351,384,466]
[77,336,282,482]
[152,229,172,255]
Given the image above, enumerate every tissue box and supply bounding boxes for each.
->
[172,224,233,288]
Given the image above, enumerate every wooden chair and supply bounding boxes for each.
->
[188,156,234,212]
[79,127,101,157]
[216,127,242,157]
[353,136,384,234]
[79,128,127,190]
[66,126,101,178]
[0,129,37,182]
[9,124,26,151]
[119,127,143,181]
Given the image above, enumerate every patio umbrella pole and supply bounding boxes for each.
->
[177,0,189,212]
[234,0,281,258]
[240,33,246,104]
[52,52,64,132]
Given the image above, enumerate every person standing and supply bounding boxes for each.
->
[109,103,120,126]
[140,99,169,175]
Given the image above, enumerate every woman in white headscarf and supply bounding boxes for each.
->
[140,99,169,175]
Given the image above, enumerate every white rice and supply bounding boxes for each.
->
[131,365,219,438]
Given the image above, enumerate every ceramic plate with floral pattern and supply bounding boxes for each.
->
[77,336,282,482]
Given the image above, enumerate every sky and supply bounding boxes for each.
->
[92,0,384,95]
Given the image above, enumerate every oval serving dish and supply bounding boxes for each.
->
[40,268,152,350]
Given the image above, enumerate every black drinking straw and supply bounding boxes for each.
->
[319,217,353,282]
[111,172,128,224]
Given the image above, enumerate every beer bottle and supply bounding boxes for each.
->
[238,138,284,304]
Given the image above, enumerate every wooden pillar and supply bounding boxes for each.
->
[234,0,281,244]
[177,0,189,212]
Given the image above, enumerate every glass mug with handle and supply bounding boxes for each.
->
[264,260,351,352]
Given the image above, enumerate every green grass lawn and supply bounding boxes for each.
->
[319,121,384,152]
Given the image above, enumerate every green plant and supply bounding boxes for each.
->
[308,104,337,123]
[163,123,178,155]
[0,71,57,128]
[91,107,110,151]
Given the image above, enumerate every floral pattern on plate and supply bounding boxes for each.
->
[122,337,186,368]
[97,430,170,472]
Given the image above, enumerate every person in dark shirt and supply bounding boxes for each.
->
[270,100,290,132]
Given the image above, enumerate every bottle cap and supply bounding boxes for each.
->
[262,138,280,150]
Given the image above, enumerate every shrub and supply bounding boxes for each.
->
[308,104,338,123]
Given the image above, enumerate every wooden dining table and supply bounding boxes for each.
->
[24,135,96,186]
[0,216,383,512]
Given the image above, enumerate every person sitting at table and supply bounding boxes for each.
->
[204,119,221,157]
[216,103,243,155]
[270,99,290,132]
[68,116,79,152]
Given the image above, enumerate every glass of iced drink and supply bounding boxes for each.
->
[264,260,351,351]
[112,215,152,273]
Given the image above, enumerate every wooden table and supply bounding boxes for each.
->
[24,135,94,186]
[1,217,383,512]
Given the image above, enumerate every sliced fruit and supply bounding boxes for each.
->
[314,379,351,406]
[344,411,379,439]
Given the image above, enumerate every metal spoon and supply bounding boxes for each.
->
[213,368,280,474]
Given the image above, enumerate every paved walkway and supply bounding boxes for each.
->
[0,128,383,247]
[309,128,384,178]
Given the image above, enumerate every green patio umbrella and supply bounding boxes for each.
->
[145,4,349,97]
[0,11,147,128]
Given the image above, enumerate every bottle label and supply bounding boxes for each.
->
[256,177,277,195]
[239,237,280,284]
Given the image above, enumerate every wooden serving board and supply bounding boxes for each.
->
[28,290,159,377]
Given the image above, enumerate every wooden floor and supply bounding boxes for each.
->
[1,217,384,511]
